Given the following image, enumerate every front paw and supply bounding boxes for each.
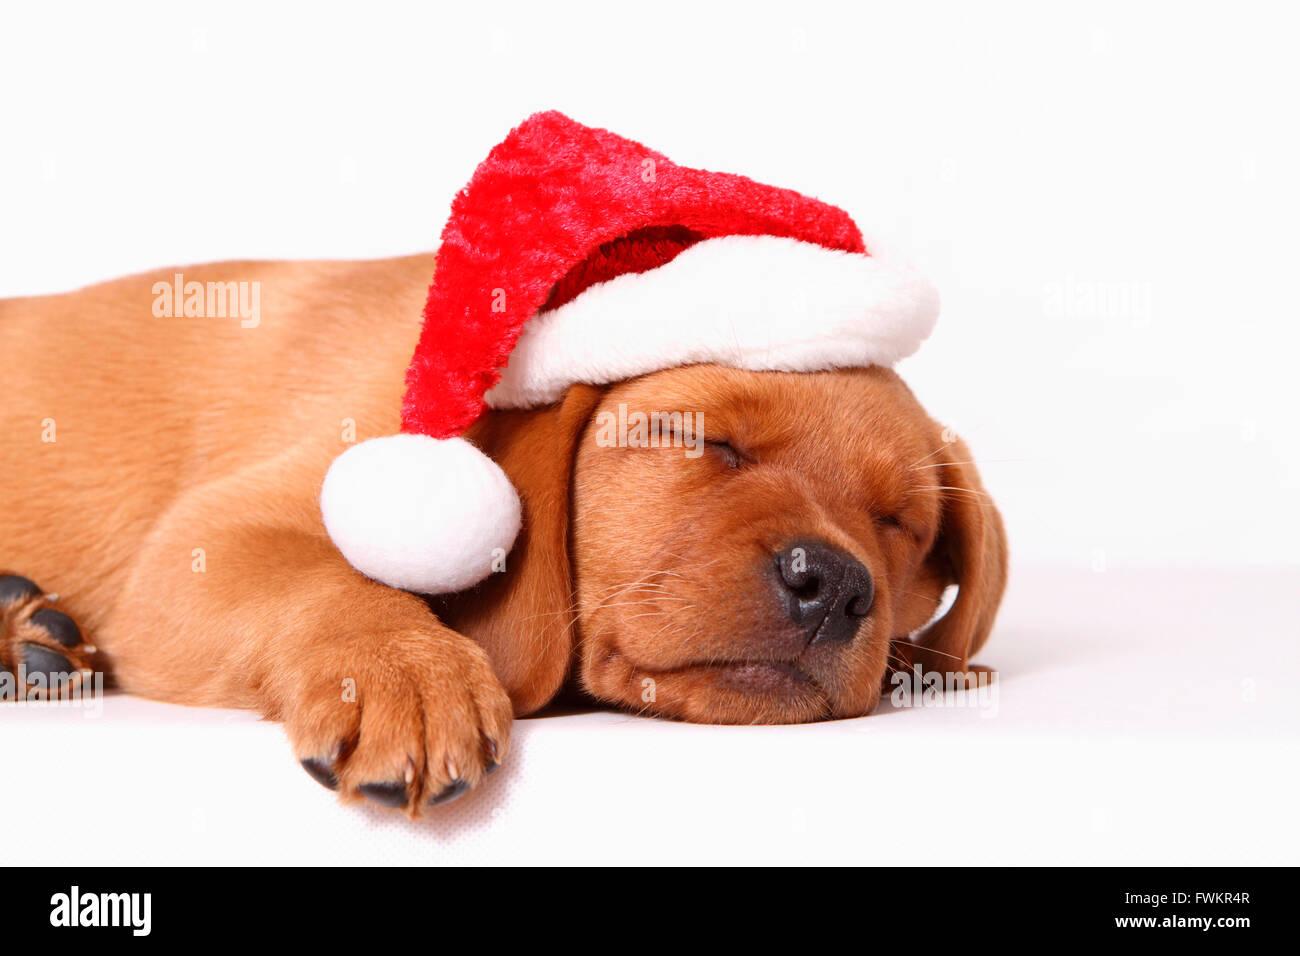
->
[278,627,511,817]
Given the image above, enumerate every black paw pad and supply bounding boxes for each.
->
[29,608,82,647]
[20,644,74,682]
[428,778,471,807]
[358,781,408,808]
[300,757,339,791]
[0,575,41,606]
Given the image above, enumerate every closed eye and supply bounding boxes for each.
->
[877,513,921,541]
[706,439,744,469]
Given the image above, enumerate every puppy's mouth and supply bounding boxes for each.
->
[712,660,819,696]
[608,649,832,723]
[632,655,821,695]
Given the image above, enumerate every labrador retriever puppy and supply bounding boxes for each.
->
[0,251,1006,815]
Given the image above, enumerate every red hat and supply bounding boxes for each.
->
[320,111,939,593]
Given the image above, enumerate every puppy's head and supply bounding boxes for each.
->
[442,364,1007,724]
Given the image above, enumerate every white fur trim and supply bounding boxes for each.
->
[320,434,521,594]
[486,235,939,409]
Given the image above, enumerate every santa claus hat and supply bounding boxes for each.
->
[320,111,939,594]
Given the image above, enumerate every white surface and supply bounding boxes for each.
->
[3,1,1298,568]
[2,566,1295,866]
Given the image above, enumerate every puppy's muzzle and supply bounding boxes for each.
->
[774,540,874,645]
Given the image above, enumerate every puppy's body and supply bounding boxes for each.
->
[1,256,430,696]
[1,255,1006,814]
[1,257,521,807]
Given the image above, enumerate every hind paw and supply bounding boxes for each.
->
[0,572,97,698]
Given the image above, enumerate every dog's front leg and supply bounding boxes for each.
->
[95,465,512,814]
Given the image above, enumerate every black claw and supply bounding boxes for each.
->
[300,757,339,791]
[428,778,471,807]
[484,737,501,774]
[20,644,73,681]
[359,781,408,808]
[0,575,41,606]
[29,608,82,647]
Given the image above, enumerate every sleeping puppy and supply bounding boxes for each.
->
[0,252,1006,814]
[0,112,1009,815]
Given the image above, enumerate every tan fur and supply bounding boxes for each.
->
[0,255,1007,814]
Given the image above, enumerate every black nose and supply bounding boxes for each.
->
[774,540,874,644]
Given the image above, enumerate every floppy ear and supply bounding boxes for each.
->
[908,438,1008,671]
[433,384,607,714]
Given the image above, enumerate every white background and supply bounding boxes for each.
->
[4,0,1298,568]
[2,1,1297,865]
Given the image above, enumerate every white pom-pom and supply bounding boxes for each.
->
[320,434,521,594]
